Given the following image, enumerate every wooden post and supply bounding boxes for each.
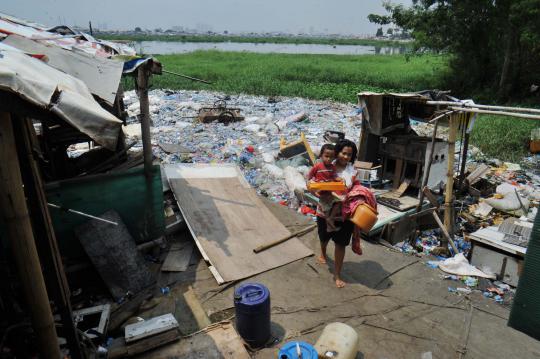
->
[137,63,154,177]
[15,118,82,358]
[444,114,459,241]
[416,118,440,212]
[0,113,61,359]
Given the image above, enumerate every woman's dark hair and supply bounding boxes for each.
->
[318,143,335,158]
[334,139,358,163]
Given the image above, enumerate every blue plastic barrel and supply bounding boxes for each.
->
[234,282,270,347]
[278,341,318,359]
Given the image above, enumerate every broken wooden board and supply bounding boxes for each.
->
[134,321,250,359]
[75,210,155,300]
[467,163,490,185]
[158,142,194,154]
[377,194,419,211]
[381,180,410,199]
[161,239,193,272]
[164,164,313,284]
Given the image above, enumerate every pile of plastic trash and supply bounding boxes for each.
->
[123,89,362,208]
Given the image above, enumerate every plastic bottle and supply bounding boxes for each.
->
[314,322,359,359]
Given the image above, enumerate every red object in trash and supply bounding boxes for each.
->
[279,200,287,206]
[246,145,255,153]
[300,205,316,216]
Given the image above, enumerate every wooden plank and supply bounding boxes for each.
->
[0,113,62,359]
[393,159,404,189]
[422,187,440,208]
[16,119,82,356]
[166,164,312,283]
[127,329,181,356]
[135,321,250,359]
[378,194,419,211]
[183,286,211,329]
[467,163,490,185]
[161,241,193,272]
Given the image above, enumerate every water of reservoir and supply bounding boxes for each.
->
[133,41,408,55]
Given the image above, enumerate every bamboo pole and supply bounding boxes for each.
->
[0,113,61,359]
[426,101,540,115]
[162,69,212,84]
[428,110,455,124]
[443,113,459,241]
[448,107,540,120]
[253,224,317,253]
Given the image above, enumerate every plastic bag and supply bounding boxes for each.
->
[340,163,358,188]
[262,151,277,163]
[484,183,529,215]
[262,164,284,179]
[284,166,307,193]
[243,124,261,133]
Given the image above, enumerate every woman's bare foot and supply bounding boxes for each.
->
[335,277,346,288]
[317,255,327,264]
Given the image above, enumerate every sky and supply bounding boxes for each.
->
[2,0,411,35]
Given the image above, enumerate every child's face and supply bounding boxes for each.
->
[321,149,335,165]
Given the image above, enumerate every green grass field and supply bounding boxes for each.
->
[100,33,410,48]
[149,51,445,103]
[128,50,535,161]
[470,116,537,162]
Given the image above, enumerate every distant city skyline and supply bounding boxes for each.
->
[2,0,411,35]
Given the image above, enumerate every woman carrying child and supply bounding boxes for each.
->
[308,139,376,288]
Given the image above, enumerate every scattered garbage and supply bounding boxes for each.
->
[122,89,540,314]
[123,89,362,209]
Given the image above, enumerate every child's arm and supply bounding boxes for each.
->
[306,164,319,182]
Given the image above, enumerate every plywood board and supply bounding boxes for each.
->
[165,164,313,283]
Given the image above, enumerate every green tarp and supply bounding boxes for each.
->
[45,166,164,258]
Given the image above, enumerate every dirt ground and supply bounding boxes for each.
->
[152,199,540,359]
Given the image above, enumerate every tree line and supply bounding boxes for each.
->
[369,0,540,101]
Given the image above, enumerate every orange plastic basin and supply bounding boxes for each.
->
[307,181,347,192]
[349,203,378,232]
